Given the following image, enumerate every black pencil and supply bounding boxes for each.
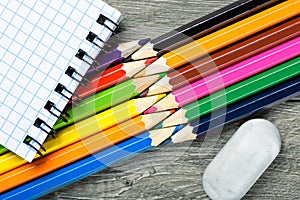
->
[130,0,282,60]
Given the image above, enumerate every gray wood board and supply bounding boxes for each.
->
[43,0,299,199]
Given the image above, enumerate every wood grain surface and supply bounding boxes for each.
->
[43,0,300,199]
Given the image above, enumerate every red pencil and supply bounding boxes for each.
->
[73,57,157,100]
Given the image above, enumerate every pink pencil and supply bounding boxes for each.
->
[146,36,300,113]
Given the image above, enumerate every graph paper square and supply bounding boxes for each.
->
[0,0,121,161]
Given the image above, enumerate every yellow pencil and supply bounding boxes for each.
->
[0,94,165,175]
[0,111,174,192]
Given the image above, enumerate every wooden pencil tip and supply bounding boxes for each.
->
[162,109,187,128]
[131,42,157,61]
[171,126,196,144]
[134,74,164,93]
[147,85,171,96]
[151,93,179,112]
[123,60,150,78]
[142,57,170,76]
[134,94,166,113]
[134,69,146,78]
[145,75,172,96]
[118,39,151,59]
[149,126,179,147]
[143,110,175,129]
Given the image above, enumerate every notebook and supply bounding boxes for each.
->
[0,0,122,162]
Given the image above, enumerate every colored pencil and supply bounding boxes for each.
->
[86,38,150,76]
[2,76,300,199]
[0,126,181,199]
[0,0,274,156]
[2,1,298,198]
[146,36,300,113]
[130,0,280,60]
[1,14,296,155]
[54,73,165,130]
[0,111,174,193]
[0,94,165,175]
[144,16,300,96]
[0,2,287,156]
[0,65,161,155]
[135,0,300,77]
[159,56,300,128]
[1,1,298,197]
[170,75,300,143]
[72,57,157,101]
[0,146,7,155]
[0,60,159,155]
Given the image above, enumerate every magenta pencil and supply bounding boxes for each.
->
[147,36,300,113]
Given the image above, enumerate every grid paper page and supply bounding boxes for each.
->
[0,0,121,162]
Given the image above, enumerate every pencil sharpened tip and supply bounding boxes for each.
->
[139,38,151,46]
[169,109,176,114]
[123,57,133,62]
[145,57,158,65]
[140,88,149,97]
[131,42,156,61]
[144,106,157,114]
[160,138,171,146]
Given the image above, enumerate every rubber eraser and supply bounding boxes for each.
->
[203,119,281,200]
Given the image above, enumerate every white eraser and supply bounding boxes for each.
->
[203,119,281,200]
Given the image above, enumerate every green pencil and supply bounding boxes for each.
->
[0,74,165,155]
[0,146,7,155]
[159,56,300,128]
[54,73,165,130]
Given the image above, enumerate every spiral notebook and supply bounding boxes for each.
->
[0,0,122,162]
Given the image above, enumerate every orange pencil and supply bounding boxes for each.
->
[0,111,174,193]
[0,94,165,175]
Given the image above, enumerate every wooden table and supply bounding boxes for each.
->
[43,0,300,199]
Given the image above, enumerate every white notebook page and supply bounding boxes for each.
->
[0,0,121,161]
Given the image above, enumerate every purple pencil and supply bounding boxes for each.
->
[82,38,150,77]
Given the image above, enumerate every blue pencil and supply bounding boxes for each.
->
[0,126,181,200]
[2,76,299,199]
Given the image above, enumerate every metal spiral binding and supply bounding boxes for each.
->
[33,118,56,138]
[65,66,89,88]
[97,14,122,34]
[25,12,121,155]
[23,135,46,156]
[44,101,69,123]
[75,49,101,71]
[86,31,109,53]
[55,83,81,103]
